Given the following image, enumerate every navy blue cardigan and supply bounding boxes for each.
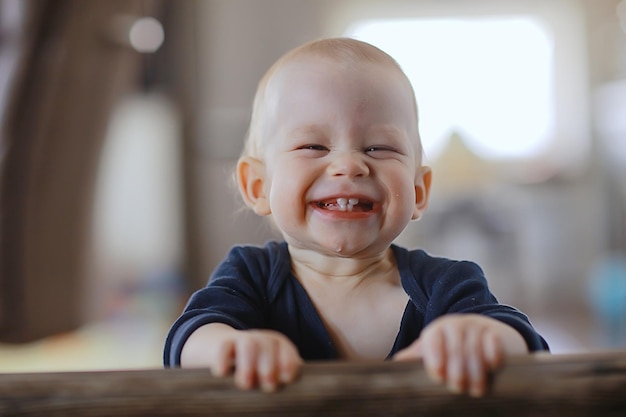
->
[164,241,548,366]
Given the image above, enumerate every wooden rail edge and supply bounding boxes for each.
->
[1,351,626,416]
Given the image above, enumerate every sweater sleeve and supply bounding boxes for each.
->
[421,258,549,352]
[163,245,272,367]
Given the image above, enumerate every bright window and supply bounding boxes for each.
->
[345,18,554,161]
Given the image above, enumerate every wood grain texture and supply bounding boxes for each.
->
[1,351,626,416]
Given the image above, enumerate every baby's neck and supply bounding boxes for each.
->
[287,244,406,360]
[288,245,397,288]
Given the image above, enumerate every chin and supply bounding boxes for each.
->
[320,239,380,257]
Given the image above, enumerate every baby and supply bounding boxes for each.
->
[164,37,548,397]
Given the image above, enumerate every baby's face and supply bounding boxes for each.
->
[259,56,428,257]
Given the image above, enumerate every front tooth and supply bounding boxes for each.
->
[336,198,348,211]
[348,198,358,206]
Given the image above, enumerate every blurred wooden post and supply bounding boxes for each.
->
[0,0,163,342]
[1,351,626,417]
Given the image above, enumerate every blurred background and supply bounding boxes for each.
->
[1,0,625,371]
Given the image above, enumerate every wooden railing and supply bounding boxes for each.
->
[1,351,626,416]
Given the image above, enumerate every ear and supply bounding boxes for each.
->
[236,156,271,216]
[412,166,432,220]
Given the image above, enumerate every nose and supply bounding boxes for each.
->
[327,150,370,178]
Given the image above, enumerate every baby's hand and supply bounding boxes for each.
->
[181,323,303,392]
[393,314,527,397]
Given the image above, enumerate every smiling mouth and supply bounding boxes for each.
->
[315,197,374,212]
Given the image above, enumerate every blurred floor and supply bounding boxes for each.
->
[0,316,172,372]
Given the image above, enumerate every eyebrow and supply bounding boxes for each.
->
[289,124,404,136]
[286,124,330,138]
[369,125,405,138]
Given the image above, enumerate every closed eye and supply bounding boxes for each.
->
[365,145,401,156]
[301,144,327,151]
[296,144,330,156]
[298,144,329,152]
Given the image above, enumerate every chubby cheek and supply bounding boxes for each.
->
[267,170,307,227]
[389,180,418,220]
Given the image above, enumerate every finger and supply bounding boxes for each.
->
[393,340,423,361]
[257,339,279,392]
[484,330,504,368]
[421,328,446,383]
[443,324,466,394]
[466,327,486,397]
[213,340,236,377]
[278,342,303,384]
[234,338,258,390]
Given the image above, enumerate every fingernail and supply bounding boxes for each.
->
[261,380,277,393]
[282,370,298,384]
[470,386,484,397]
[448,381,462,394]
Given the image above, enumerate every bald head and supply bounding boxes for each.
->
[242,38,420,160]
